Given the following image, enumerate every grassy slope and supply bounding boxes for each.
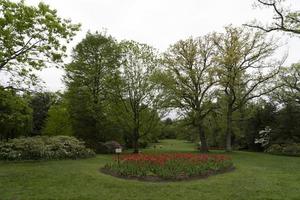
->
[0,139,300,200]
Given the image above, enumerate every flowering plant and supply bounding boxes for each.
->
[103,153,233,180]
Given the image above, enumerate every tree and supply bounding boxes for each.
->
[246,0,300,35]
[42,101,72,136]
[0,0,80,89]
[244,101,276,151]
[0,88,32,141]
[29,92,58,136]
[159,118,178,139]
[280,63,300,104]
[204,104,223,147]
[161,36,218,152]
[273,101,300,143]
[213,26,283,151]
[112,40,162,153]
[64,32,121,148]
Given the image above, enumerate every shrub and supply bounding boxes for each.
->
[103,153,233,180]
[266,143,300,156]
[0,136,95,161]
[97,141,122,154]
[96,142,108,154]
[105,141,122,153]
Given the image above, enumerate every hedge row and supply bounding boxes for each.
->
[0,136,95,161]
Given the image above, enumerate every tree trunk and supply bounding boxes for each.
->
[198,124,209,153]
[225,104,233,152]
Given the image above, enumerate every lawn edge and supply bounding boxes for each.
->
[100,166,235,183]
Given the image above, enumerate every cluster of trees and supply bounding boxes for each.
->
[63,33,164,152]
[0,0,79,139]
[1,0,300,153]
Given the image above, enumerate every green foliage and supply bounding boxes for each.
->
[279,63,300,104]
[65,32,121,148]
[1,140,300,199]
[0,0,80,89]
[161,36,218,152]
[242,102,276,150]
[159,119,199,142]
[272,102,300,143]
[30,92,58,136]
[110,40,162,152]
[205,98,300,151]
[213,26,281,151]
[110,100,161,149]
[42,102,73,136]
[266,143,300,156]
[159,118,177,139]
[0,0,299,160]
[0,136,95,160]
[0,89,32,140]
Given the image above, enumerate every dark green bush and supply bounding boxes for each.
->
[0,136,95,160]
[104,141,122,153]
[97,141,122,154]
[266,143,300,156]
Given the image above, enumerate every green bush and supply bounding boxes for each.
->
[0,136,95,161]
[266,143,300,156]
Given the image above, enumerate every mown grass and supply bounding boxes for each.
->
[0,139,300,200]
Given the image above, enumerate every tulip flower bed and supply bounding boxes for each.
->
[102,153,234,181]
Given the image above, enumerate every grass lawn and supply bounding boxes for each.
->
[0,139,300,200]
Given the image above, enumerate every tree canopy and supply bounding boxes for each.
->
[160,36,218,152]
[246,0,300,35]
[0,0,80,89]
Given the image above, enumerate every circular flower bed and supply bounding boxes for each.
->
[102,153,234,181]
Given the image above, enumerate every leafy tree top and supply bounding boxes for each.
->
[0,0,80,89]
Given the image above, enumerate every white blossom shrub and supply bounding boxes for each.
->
[0,136,95,161]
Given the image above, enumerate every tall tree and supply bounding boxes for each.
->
[64,32,121,148]
[246,0,300,35]
[112,40,162,153]
[161,36,218,152]
[0,0,80,89]
[213,26,283,151]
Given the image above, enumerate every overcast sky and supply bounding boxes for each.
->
[24,0,300,91]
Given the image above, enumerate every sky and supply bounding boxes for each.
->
[24,0,300,91]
